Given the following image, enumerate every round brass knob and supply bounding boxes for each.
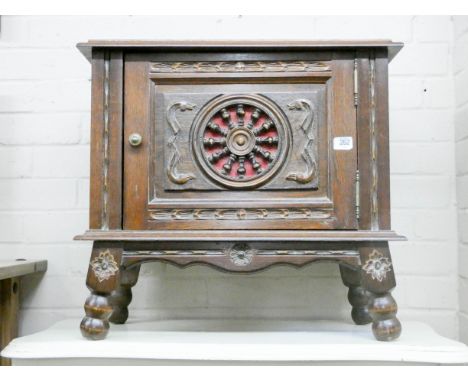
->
[128,133,142,147]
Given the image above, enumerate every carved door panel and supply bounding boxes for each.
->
[123,53,357,230]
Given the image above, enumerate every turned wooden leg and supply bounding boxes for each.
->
[109,265,140,324]
[80,242,122,340]
[339,265,372,325]
[360,243,401,341]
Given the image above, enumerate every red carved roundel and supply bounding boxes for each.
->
[192,94,290,189]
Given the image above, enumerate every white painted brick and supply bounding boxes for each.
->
[395,276,457,309]
[454,69,468,108]
[80,114,91,144]
[391,176,451,208]
[0,179,76,210]
[391,242,457,276]
[423,78,454,109]
[459,245,468,279]
[460,277,468,314]
[0,17,31,44]
[460,313,468,344]
[23,211,87,243]
[18,308,84,337]
[389,78,424,109]
[0,147,33,178]
[390,43,449,76]
[456,175,468,209]
[414,210,457,241]
[0,243,91,276]
[4,16,322,47]
[0,113,83,145]
[0,80,90,113]
[390,209,416,240]
[414,16,451,42]
[456,139,468,175]
[76,179,90,209]
[204,276,346,310]
[32,146,89,178]
[453,16,468,38]
[458,211,468,244]
[0,15,463,341]
[455,104,468,142]
[0,213,24,242]
[314,16,413,42]
[20,274,88,309]
[0,49,90,80]
[454,34,468,74]
[390,143,451,174]
[133,277,209,309]
[390,110,452,142]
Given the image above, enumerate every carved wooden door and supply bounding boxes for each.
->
[123,52,358,230]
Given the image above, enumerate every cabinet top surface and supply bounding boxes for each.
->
[77,39,403,61]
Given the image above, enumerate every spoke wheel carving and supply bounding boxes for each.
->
[192,94,290,189]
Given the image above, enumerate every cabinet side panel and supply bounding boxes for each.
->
[356,49,391,231]
[89,50,105,229]
[107,51,124,229]
[356,52,372,229]
[89,50,124,230]
[375,49,391,230]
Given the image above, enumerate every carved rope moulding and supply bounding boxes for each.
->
[149,208,331,221]
[363,249,392,282]
[151,61,331,73]
[90,250,119,283]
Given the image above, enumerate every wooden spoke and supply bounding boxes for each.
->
[253,119,274,136]
[237,156,246,176]
[236,104,245,127]
[248,152,262,173]
[207,121,228,136]
[207,147,230,163]
[223,154,237,173]
[220,108,236,129]
[253,145,275,162]
[256,136,279,145]
[203,137,226,147]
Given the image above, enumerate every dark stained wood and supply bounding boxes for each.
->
[0,260,47,366]
[81,242,123,340]
[374,49,392,230]
[75,229,405,242]
[339,265,372,325]
[356,51,372,230]
[0,278,19,366]
[109,265,140,324]
[77,41,404,342]
[77,40,403,62]
[89,50,105,229]
[123,52,356,231]
[89,50,124,230]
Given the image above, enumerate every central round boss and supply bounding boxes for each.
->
[191,94,290,189]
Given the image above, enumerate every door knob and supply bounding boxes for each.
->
[128,133,142,147]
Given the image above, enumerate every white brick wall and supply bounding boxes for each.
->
[454,16,468,343]
[0,16,461,340]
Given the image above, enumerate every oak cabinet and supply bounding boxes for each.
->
[76,40,405,341]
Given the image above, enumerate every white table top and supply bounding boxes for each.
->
[3,319,468,365]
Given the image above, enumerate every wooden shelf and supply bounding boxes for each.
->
[77,39,403,62]
[75,229,406,242]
